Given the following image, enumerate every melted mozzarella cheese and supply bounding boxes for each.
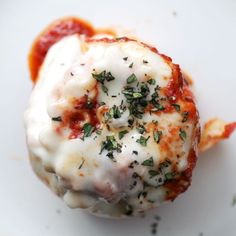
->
[25,34,196,217]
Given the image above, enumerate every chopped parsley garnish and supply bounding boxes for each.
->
[96,129,102,135]
[118,130,128,140]
[106,105,122,120]
[132,172,139,178]
[122,82,149,119]
[182,111,189,122]
[143,60,148,64]
[153,131,162,143]
[142,157,154,167]
[171,103,180,112]
[101,84,108,95]
[52,116,62,122]
[129,62,134,68]
[92,71,115,95]
[78,159,85,169]
[136,135,150,146]
[82,123,94,138]
[129,160,139,168]
[100,136,122,153]
[151,105,165,112]
[150,88,165,111]
[92,70,115,82]
[179,128,187,141]
[128,117,134,127]
[159,160,171,169]
[127,73,138,84]
[132,150,138,155]
[147,79,156,85]
[165,172,175,180]
[150,99,165,111]
[123,57,128,61]
[137,124,146,134]
[106,152,116,162]
[133,92,143,98]
[148,170,159,178]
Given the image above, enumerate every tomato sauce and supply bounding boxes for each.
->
[223,122,236,138]
[28,17,95,82]
[59,95,100,139]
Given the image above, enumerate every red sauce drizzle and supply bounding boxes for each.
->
[223,122,236,138]
[59,95,100,139]
[29,17,95,82]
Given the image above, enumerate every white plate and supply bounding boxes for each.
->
[0,0,236,235]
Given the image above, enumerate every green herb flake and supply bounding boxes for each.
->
[127,73,137,84]
[148,170,159,178]
[100,135,122,153]
[107,105,122,119]
[92,70,115,82]
[82,123,94,138]
[136,136,150,146]
[132,92,143,98]
[129,160,139,168]
[171,103,180,112]
[132,150,138,155]
[142,157,154,167]
[179,128,187,141]
[132,172,139,178]
[151,102,165,111]
[92,71,106,83]
[105,72,115,81]
[101,84,108,95]
[143,60,148,64]
[123,57,128,61]
[52,116,62,122]
[129,62,134,68]
[147,79,156,85]
[106,152,116,162]
[137,124,146,134]
[165,172,175,180]
[78,159,85,169]
[96,129,102,135]
[119,130,128,140]
[153,131,162,143]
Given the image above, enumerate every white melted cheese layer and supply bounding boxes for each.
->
[25,35,194,217]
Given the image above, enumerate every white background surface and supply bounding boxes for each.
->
[0,0,236,235]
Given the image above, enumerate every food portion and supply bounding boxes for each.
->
[24,17,234,218]
[199,119,236,152]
